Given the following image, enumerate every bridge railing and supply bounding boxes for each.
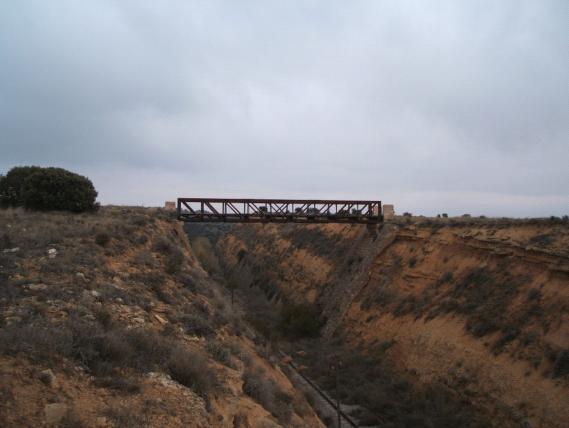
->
[177,198,382,224]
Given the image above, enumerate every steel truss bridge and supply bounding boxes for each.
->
[177,198,382,224]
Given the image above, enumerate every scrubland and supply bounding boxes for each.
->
[0,207,321,427]
[2,205,567,427]
[196,216,569,428]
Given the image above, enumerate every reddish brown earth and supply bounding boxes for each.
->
[3,206,567,427]
[201,217,569,428]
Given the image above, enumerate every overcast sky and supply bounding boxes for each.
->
[1,1,567,216]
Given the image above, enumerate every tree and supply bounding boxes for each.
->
[0,166,43,207]
[0,175,6,207]
[0,166,98,213]
[20,167,98,212]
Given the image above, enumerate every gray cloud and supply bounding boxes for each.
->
[1,0,567,216]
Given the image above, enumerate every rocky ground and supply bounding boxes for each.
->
[0,207,323,427]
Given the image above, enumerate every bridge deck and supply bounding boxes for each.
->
[177,198,382,224]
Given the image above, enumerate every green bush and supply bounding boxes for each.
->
[0,166,98,212]
[0,175,6,206]
[21,167,98,212]
[0,166,43,207]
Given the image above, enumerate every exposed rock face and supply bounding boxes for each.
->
[320,223,399,338]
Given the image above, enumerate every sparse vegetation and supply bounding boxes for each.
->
[93,376,141,394]
[186,215,569,428]
[104,405,150,428]
[293,339,488,427]
[206,340,234,367]
[0,316,219,397]
[167,347,218,395]
[367,264,541,353]
[242,367,293,424]
[0,206,330,427]
[95,232,110,246]
[2,201,567,427]
[179,313,216,337]
[165,246,184,274]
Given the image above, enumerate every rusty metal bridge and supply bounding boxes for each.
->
[177,198,382,224]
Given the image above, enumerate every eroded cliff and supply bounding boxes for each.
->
[189,217,569,427]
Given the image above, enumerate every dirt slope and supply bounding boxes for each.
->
[199,217,569,427]
[0,207,322,427]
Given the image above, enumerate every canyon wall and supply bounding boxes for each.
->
[192,218,569,427]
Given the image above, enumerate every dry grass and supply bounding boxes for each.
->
[167,347,218,395]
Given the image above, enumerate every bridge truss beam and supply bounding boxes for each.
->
[177,198,382,224]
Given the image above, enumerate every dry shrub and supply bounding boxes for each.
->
[177,273,198,292]
[167,347,218,396]
[94,308,113,330]
[242,368,293,424]
[179,314,215,337]
[132,250,157,268]
[105,405,150,428]
[95,232,110,246]
[130,271,174,304]
[152,237,175,255]
[0,317,219,395]
[165,246,184,274]
[0,320,73,360]
[60,407,89,428]
[131,214,149,226]
[190,237,222,275]
[94,376,141,394]
[131,271,165,288]
[206,340,234,368]
[98,283,151,309]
